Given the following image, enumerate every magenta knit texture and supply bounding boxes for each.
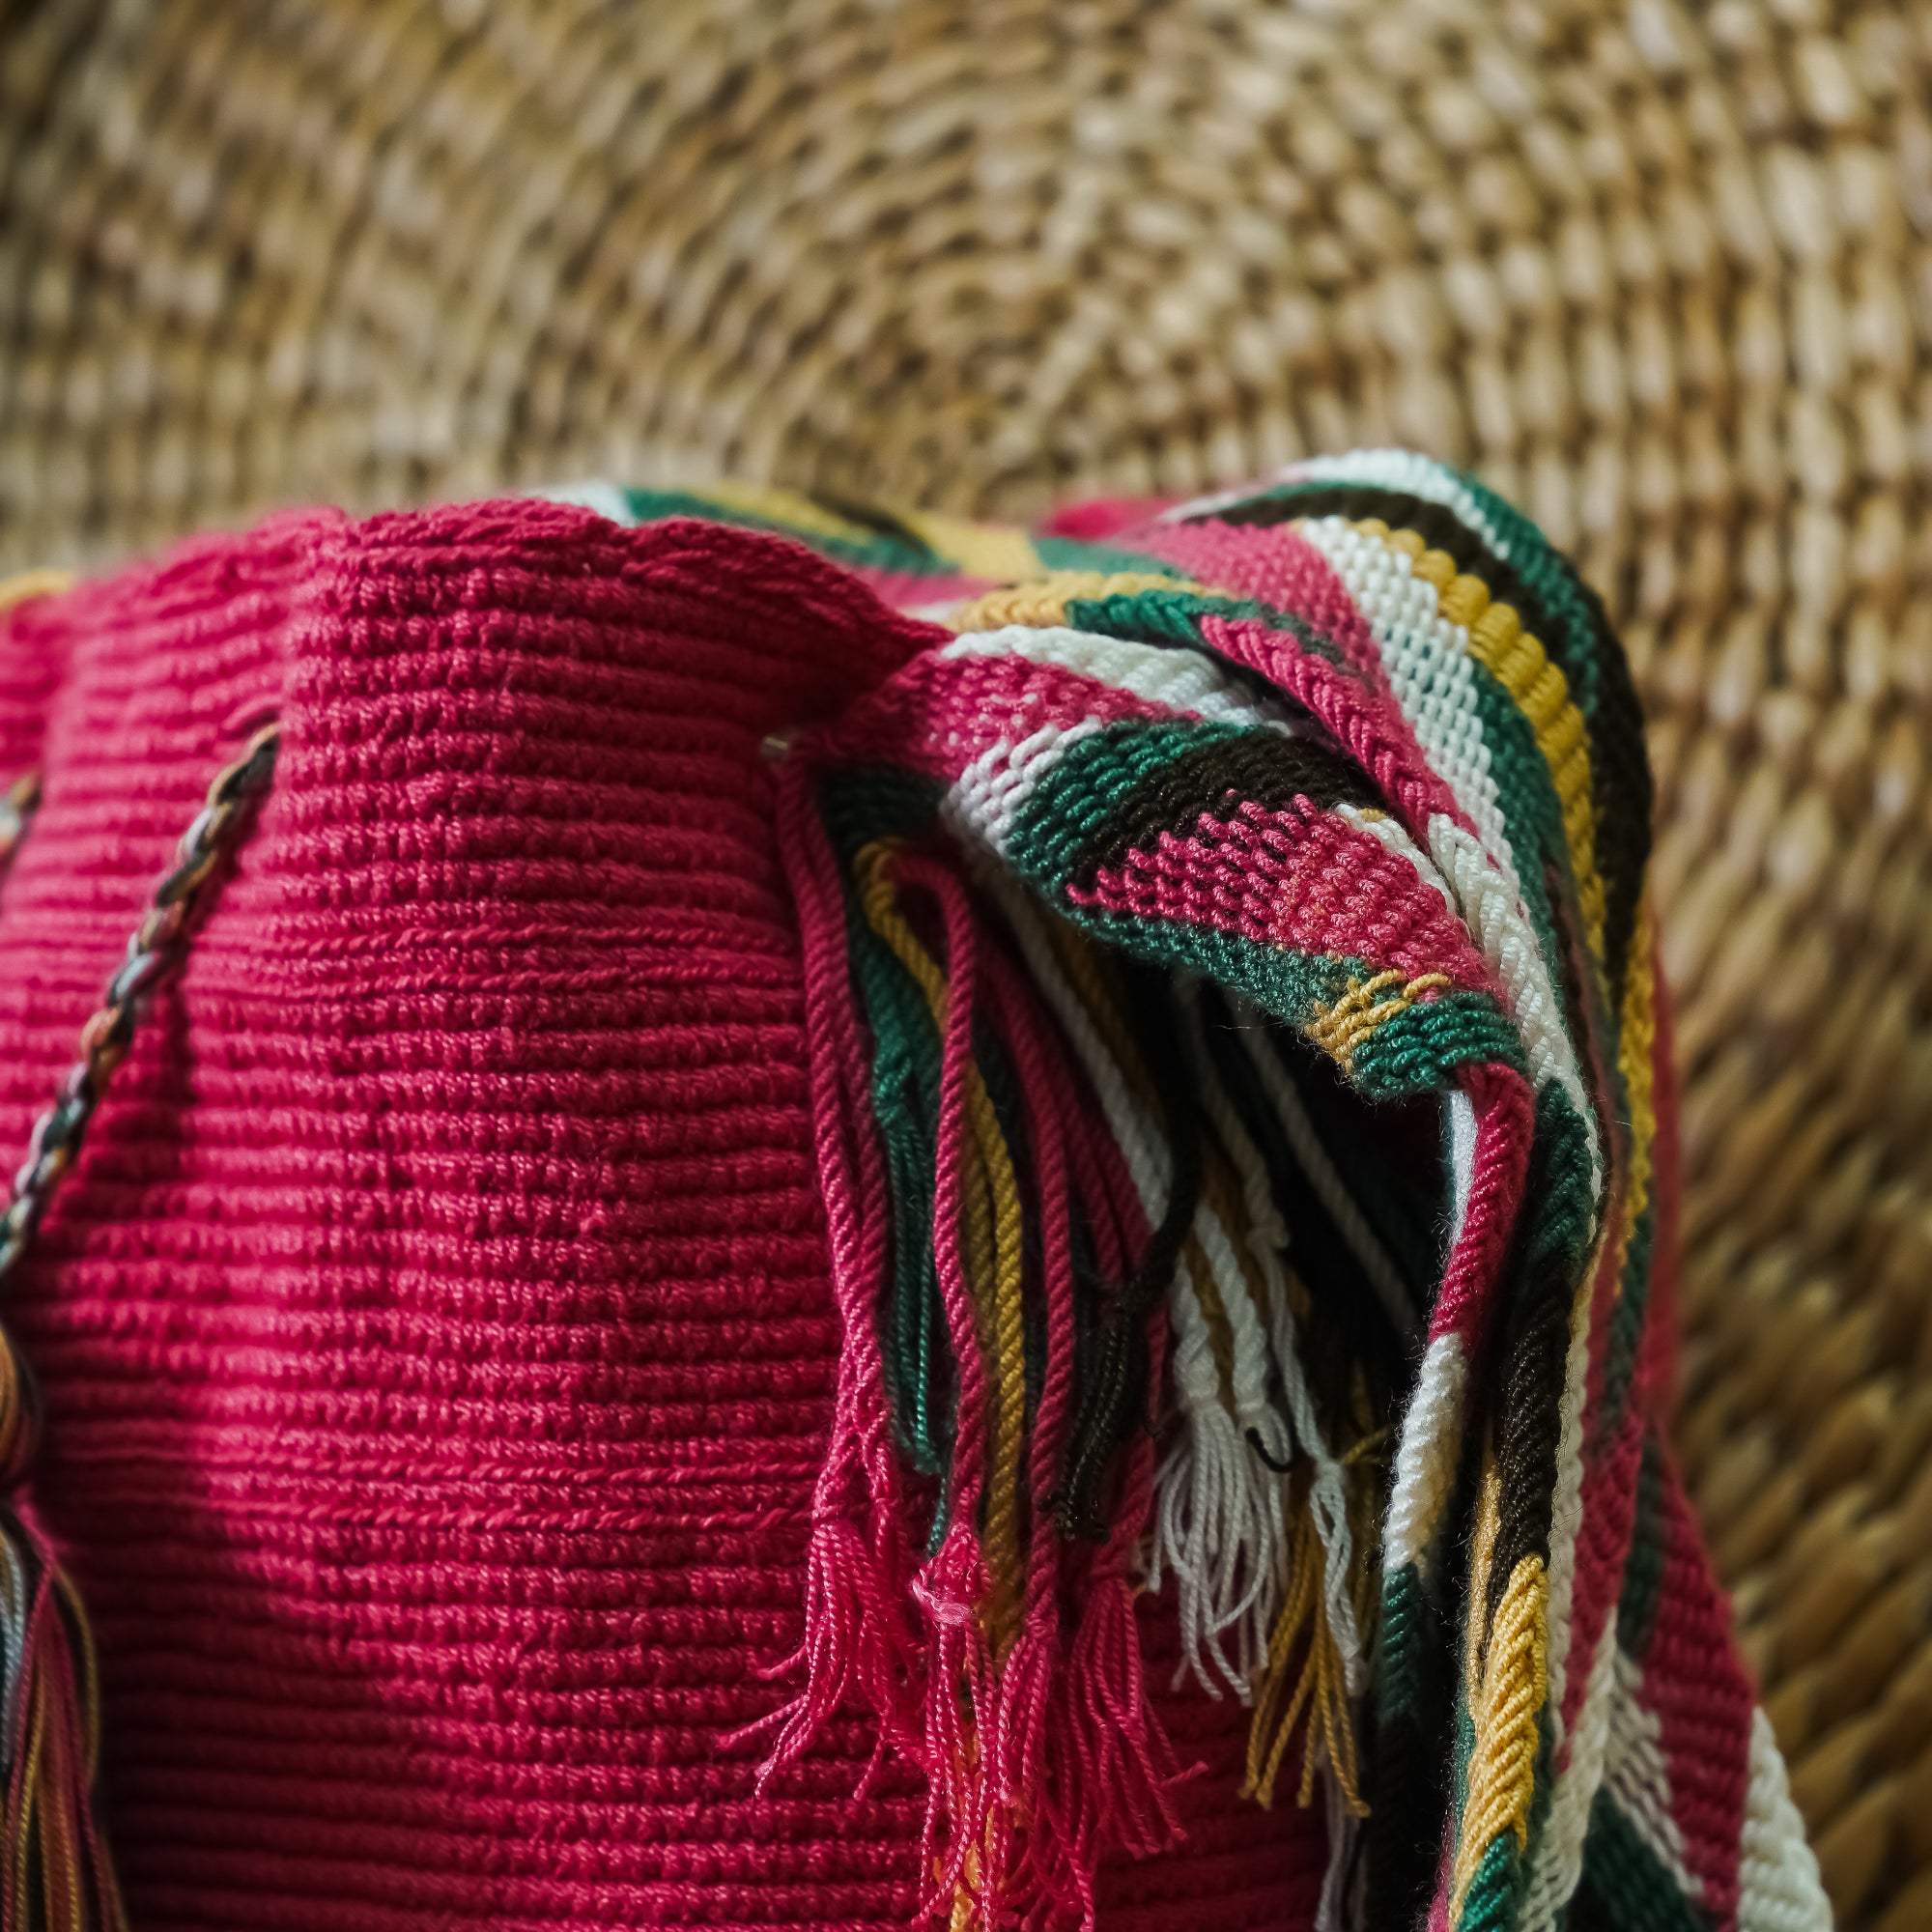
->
[0,503,1324,1929]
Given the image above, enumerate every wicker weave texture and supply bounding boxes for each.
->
[3,3,1932,1925]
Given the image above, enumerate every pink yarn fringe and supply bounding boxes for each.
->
[766,760,1190,1925]
[752,756,923,1781]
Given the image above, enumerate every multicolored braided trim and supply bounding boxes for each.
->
[562,461,1830,1932]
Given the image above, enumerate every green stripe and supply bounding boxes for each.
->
[1379,1560,1431,1723]
[1457,1824,1523,1932]
[1005,716,1240,896]
[1032,533,1187,577]
[618,487,946,576]
[1571,1787,1713,1932]
[1617,1433,1668,1659]
[1063,585,1350,668]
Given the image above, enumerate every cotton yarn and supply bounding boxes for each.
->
[0,463,1832,1929]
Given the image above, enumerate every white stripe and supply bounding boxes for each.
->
[1738,1708,1832,1932]
[1602,1648,1702,1901]
[1519,1616,1621,1931]
[537,479,637,525]
[1282,449,1511,558]
[943,623,1303,733]
[1446,1087,1478,1251]
[1294,518,1510,856]
[1293,516,1600,1192]
[1155,448,1508,564]
[1423,813,1588,1123]
[1384,1334,1467,1576]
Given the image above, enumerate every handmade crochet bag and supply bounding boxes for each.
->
[0,456,1825,1931]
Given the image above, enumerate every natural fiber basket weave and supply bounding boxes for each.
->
[3,2,1930,1925]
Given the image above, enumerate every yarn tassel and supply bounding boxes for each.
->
[848,825,1206,1922]
[1047,1049,1190,1911]
[860,844,1006,1915]
[999,918,1190,1918]
[770,756,1391,1918]
[779,752,1412,1918]
[1042,1307,1189,1918]
[1180,983,1365,1699]
[1003,924,1274,1697]
[986,927,1199,1922]
[1246,1411,1384,1928]
[0,1520,119,1931]
[1150,1233,1283,1695]
[753,758,923,1784]
[1242,1477,1365,1815]
[976,943,1078,1918]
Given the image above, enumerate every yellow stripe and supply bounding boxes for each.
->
[951,568,1208,635]
[857,842,1027,1649]
[0,569,73,612]
[1305,970,1452,1071]
[1357,521,1607,968]
[1615,892,1658,1259]
[696,481,889,550]
[1463,1457,1502,1714]
[701,490,1043,579]
[886,507,1042,582]
[1452,1551,1550,1914]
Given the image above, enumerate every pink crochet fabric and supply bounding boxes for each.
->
[0,503,1324,1928]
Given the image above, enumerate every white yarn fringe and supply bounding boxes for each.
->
[1179,981,1364,1698]
[977,894,1363,1706]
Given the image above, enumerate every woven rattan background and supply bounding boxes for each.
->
[4,2,1932,1924]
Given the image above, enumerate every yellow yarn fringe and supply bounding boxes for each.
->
[1244,1418,1382,1818]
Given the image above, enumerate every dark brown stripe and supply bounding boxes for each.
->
[1068,724,1381,892]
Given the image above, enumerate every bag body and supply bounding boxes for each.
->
[0,503,1320,1929]
[0,469,1824,1932]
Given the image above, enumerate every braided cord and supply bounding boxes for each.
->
[0,771,41,1506]
[0,727,278,1288]
[0,722,276,1932]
